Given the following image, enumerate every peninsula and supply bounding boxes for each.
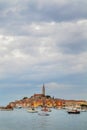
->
[0,84,87,110]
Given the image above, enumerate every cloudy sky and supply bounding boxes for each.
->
[0,0,87,105]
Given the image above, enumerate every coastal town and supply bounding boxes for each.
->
[0,84,87,113]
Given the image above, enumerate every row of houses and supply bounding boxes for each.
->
[7,94,87,109]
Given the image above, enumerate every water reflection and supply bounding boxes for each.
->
[0,109,87,130]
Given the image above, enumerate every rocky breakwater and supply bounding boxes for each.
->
[0,105,13,111]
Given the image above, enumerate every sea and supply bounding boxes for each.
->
[0,108,87,130]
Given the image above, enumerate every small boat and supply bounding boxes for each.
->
[67,109,80,114]
[81,109,87,112]
[78,109,87,112]
[41,107,51,112]
[15,106,22,109]
[27,108,38,113]
[38,112,50,116]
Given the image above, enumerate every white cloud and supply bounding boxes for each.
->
[46,82,68,89]
[0,19,87,79]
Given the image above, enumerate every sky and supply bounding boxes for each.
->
[0,0,87,105]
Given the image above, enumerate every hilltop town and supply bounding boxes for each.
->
[0,85,87,110]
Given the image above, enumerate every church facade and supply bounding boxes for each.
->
[34,84,45,97]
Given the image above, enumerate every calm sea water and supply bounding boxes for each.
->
[0,108,87,130]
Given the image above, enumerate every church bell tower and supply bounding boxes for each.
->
[42,84,45,96]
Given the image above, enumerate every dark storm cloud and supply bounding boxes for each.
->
[59,39,87,54]
[26,0,87,22]
[0,0,87,25]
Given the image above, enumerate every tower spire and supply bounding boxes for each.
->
[42,84,45,96]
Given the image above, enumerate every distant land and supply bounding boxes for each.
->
[0,85,87,110]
